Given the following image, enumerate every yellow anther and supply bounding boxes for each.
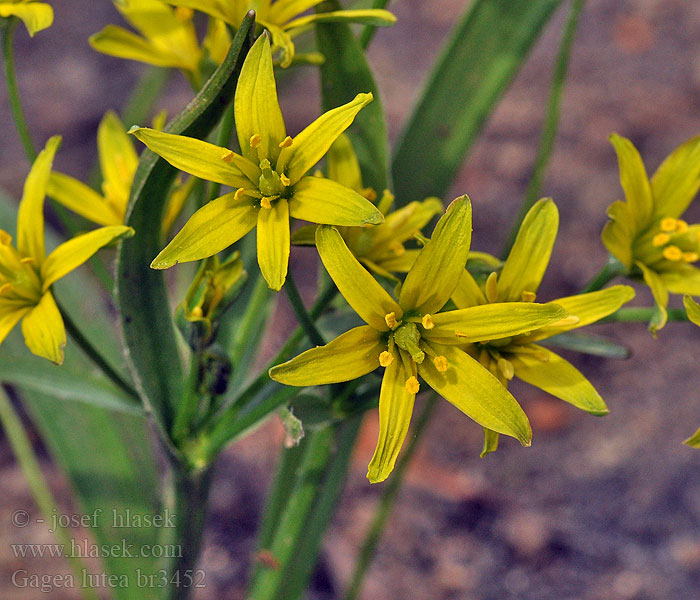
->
[497,357,515,380]
[260,197,272,209]
[405,376,420,394]
[174,6,193,22]
[221,150,235,163]
[433,356,448,372]
[379,351,394,367]
[421,314,435,330]
[190,306,204,319]
[551,315,580,327]
[234,188,246,201]
[278,136,293,148]
[0,283,12,296]
[521,290,537,302]
[661,217,678,232]
[0,231,11,245]
[663,245,683,261]
[20,257,34,265]
[485,271,499,303]
[385,312,398,329]
[683,251,699,263]
[652,233,670,247]
[676,219,689,233]
[361,187,377,202]
[280,173,291,186]
[389,241,405,256]
[250,134,262,148]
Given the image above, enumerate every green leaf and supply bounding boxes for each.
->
[115,13,256,430]
[316,0,389,192]
[391,0,563,204]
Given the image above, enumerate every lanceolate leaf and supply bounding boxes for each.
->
[115,13,256,430]
[392,0,563,204]
[316,0,389,192]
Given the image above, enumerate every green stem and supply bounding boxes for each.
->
[343,394,438,600]
[581,255,626,292]
[284,271,325,346]
[502,0,587,258]
[172,350,203,443]
[601,307,688,323]
[55,297,139,401]
[2,18,36,161]
[0,387,99,600]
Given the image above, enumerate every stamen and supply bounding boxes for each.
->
[385,312,398,329]
[278,136,293,148]
[379,351,394,367]
[389,241,405,256]
[234,188,245,201]
[663,245,683,261]
[421,314,435,330]
[0,282,12,296]
[174,7,193,22]
[190,306,204,319]
[280,173,291,186]
[478,349,491,368]
[661,217,678,232]
[221,150,235,163]
[250,134,263,148]
[683,252,699,263]
[485,271,499,303]
[497,357,515,380]
[260,197,273,209]
[653,233,670,247]
[20,257,34,265]
[521,290,536,302]
[551,315,580,327]
[0,231,11,245]
[676,219,689,233]
[361,187,377,202]
[433,356,448,372]
[405,376,420,394]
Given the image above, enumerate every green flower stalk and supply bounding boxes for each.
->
[130,34,383,291]
[603,133,700,333]
[270,196,570,483]
[451,199,635,454]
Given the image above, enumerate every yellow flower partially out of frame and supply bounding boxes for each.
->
[271,196,571,483]
[161,0,396,67]
[0,137,134,364]
[603,133,700,333]
[130,34,383,291]
[451,199,635,455]
[0,0,53,36]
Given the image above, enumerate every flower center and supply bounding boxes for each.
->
[0,243,42,305]
[648,217,700,264]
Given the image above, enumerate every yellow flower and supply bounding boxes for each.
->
[603,133,700,332]
[89,0,226,86]
[451,199,635,454]
[270,197,570,483]
[130,34,383,290]
[161,0,396,67]
[0,0,53,36]
[292,135,443,280]
[0,137,134,364]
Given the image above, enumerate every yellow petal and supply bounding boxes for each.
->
[451,268,487,308]
[418,344,531,446]
[289,176,383,226]
[289,224,317,246]
[481,428,500,458]
[98,111,138,215]
[129,127,259,188]
[660,266,700,296]
[601,200,635,269]
[399,195,472,314]
[152,193,258,269]
[269,325,384,385]
[316,225,402,331]
[235,35,286,162]
[636,260,668,334]
[257,198,290,291]
[21,292,65,365]
[269,0,324,25]
[160,0,238,24]
[684,426,700,448]
[522,285,636,342]
[41,226,134,291]
[609,133,653,233]
[327,134,363,191]
[369,197,443,254]
[426,302,567,345]
[0,3,53,36]
[89,26,182,69]
[511,345,609,415]
[0,301,30,347]
[260,20,295,69]
[651,134,700,219]
[162,175,197,236]
[284,9,397,31]
[684,295,700,327]
[375,249,420,274]
[48,172,121,226]
[497,198,558,302]
[367,350,415,483]
[17,135,61,264]
[277,93,373,184]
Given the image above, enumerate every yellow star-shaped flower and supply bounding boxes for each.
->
[0,137,134,364]
[130,34,383,291]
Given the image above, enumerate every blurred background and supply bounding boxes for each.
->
[2,0,700,598]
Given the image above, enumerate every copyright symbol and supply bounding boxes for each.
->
[12,510,30,528]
